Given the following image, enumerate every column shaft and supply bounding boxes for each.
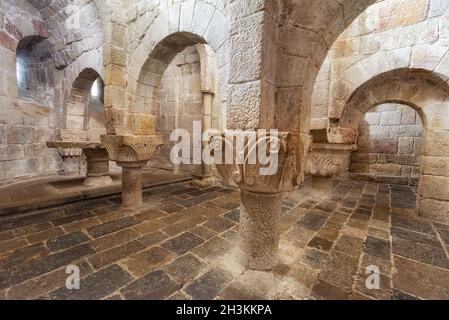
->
[120,164,144,209]
[240,189,282,270]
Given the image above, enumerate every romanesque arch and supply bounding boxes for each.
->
[64,68,104,134]
[340,69,449,223]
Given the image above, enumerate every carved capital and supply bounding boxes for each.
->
[305,143,357,178]
[58,129,88,142]
[216,132,312,194]
[100,135,163,164]
[55,129,88,157]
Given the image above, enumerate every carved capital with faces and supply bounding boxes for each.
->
[100,135,163,164]
[215,131,312,194]
[305,143,357,178]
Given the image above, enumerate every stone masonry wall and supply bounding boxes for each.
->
[351,103,423,185]
[311,0,449,128]
[0,0,105,184]
[148,46,203,176]
[0,0,62,184]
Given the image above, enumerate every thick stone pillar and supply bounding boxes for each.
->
[216,131,312,271]
[101,135,163,209]
[83,148,113,187]
[240,190,282,270]
[118,161,146,208]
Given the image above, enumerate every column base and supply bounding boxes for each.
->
[83,175,114,187]
[240,190,282,271]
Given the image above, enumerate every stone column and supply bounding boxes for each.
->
[101,135,163,209]
[240,190,282,270]
[83,148,113,187]
[117,161,146,208]
[216,132,312,271]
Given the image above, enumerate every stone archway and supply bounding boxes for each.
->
[64,68,103,133]
[339,69,449,223]
[59,68,105,175]
[146,43,221,181]
[102,32,222,209]
[350,102,424,186]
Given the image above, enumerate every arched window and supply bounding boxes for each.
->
[16,36,54,105]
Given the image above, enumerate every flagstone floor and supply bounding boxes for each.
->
[0,178,448,300]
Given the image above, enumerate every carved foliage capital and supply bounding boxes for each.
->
[305,143,357,178]
[101,135,163,163]
[216,132,312,194]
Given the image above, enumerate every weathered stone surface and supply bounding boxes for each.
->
[50,265,132,300]
[121,270,180,300]
[185,267,233,300]
[364,235,391,260]
[161,232,204,255]
[164,254,203,285]
[120,247,173,277]
[87,217,140,238]
[393,255,449,299]
[218,281,266,300]
[298,211,329,231]
[47,231,90,252]
[88,241,146,270]
[0,244,95,290]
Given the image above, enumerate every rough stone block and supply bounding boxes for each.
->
[419,199,449,224]
[423,130,449,156]
[398,137,414,154]
[6,126,32,145]
[380,111,402,126]
[370,138,398,154]
[364,112,381,125]
[375,0,428,31]
[420,175,449,201]
[421,156,449,176]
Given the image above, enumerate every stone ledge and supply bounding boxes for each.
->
[0,173,192,216]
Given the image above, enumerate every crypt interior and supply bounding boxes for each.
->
[0,0,449,300]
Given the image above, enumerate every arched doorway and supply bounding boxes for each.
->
[350,103,424,187]
[132,33,221,179]
[340,69,449,223]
